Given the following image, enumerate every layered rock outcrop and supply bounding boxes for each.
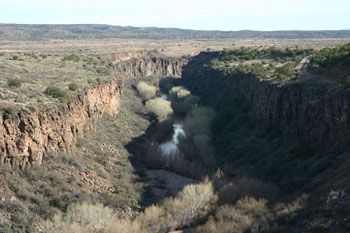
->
[182,52,350,149]
[115,56,187,78]
[0,82,121,168]
[0,54,187,168]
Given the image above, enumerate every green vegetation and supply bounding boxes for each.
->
[7,78,22,88]
[4,107,16,115]
[206,46,313,80]
[309,43,350,70]
[0,52,112,108]
[62,54,80,62]
[342,76,350,88]
[68,82,79,91]
[0,213,36,233]
[44,86,69,103]
[308,43,350,80]
[11,55,19,60]
[276,62,296,79]
[218,46,313,63]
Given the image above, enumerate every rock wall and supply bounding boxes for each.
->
[115,56,187,78]
[0,55,187,168]
[0,82,121,168]
[182,52,350,149]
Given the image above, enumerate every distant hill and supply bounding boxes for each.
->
[1,24,350,41]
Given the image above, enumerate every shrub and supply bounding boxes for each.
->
[68,82,79,91]
[5,213,36,233]
[193,135,216,166]
[145,98,173,121]
[100,184,139,209]
[180,180,215,219]
[144,139,167,169]
[194,197,272,233]
[135,180,215,232]
[342,76,350,88]
[136,205,166,232]
[103,220,143,233]
[171,94,199,115]
[276,62,295,78]
[62,54,80,62]
[12,55,19,60]
[4,107,16,115]
[42,202,114,233]
[44,86,69,103]
[218,177,276,205]
[136,81,157,100]
[159,77,178,93]
[8,78,22,88]
[184,106,216,136]
[169,86,191,100]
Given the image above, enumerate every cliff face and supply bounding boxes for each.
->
[0,55,187,168]
[115,56,187,78]
[0,82,121,168]
[182,52,350,149]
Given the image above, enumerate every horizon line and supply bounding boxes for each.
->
[0,23,349,32]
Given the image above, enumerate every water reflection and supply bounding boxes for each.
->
[158,123,185,156]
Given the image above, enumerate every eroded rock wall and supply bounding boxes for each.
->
[182,52,350,149]
[0,55,187,168]
[115,56,187,78]
[0,82,121,168]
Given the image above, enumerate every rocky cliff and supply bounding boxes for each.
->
[115,55,187,78]
[0,55,187,168]
[182,52,350,150]
[0,82,121,168]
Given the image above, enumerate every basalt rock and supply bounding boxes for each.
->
[182,52,350,150]
[0,54,187,168]
[0,82,121,168]
[115,55,187,78]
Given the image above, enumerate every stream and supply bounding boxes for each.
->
[158,123,186,156]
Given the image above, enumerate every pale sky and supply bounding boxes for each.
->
[1,0,350,31]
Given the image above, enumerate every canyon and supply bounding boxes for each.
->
[1,50,349,169]
[182,52,350,150]
[0,53,186,168]
[0,47,349,232]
